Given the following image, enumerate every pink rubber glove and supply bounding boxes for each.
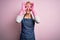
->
[30,3,40,23]
[22,2,27,11]
[30,3,37,17]
[16,2,27,23]
[19,2,26,16]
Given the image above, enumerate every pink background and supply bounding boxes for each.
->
[0,0,60,40]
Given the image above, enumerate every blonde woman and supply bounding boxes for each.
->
[16,1,40,40]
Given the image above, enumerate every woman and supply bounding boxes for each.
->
[16,1,40,40]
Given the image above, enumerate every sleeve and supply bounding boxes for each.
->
[34,15,40,24]
[16,15,23,23]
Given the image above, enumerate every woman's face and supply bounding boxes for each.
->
[25,2,31,14]
[25,2,32,11]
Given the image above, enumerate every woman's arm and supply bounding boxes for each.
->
[31,10,40,24]
[31,3,40,24]
[16,2,26,23]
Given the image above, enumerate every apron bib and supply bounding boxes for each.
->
[20,17,35,40]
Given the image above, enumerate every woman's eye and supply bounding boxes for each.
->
[25,6,27,8]
[25,5,32,8]
[30,6,32,8]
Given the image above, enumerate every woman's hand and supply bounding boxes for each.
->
[20,2,28,12]
[19,2,27,16]
[31,3,36,17]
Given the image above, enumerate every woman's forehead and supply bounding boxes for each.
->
[26,1,31,5]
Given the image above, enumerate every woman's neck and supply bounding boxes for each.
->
[26,13,31,16]
[24,13,32,19]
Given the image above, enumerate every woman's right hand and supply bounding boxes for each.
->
[19,2,27,16]
[21,2,27,11]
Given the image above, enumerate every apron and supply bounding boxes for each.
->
[20,17,35,40]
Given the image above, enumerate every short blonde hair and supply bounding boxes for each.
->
[26,1,31,5]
